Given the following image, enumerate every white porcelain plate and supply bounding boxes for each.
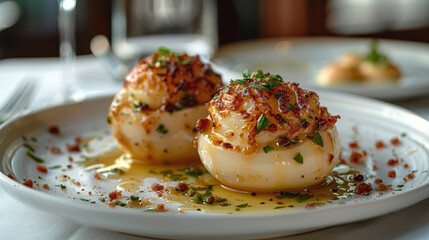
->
[212,37,429,100]
[1,92,429,239]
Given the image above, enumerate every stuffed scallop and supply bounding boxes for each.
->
[195,70,340,191]
[108,47,222,163]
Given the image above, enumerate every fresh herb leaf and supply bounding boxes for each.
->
[111,168,124,174]
[275,93,282,99]
[268,75,279,81]
[156,124,168,134]
[263,145,275,153]
[250,84,272,91]
[127,195,139,201]
[297,194,313,203]
[397,185,404,187]
[243,69,251,78]
[236,203,248,208]
[274,206,286,209]
[48,165,62,170]
[155,72,165,76]
[80,198,90,202]
[99,197,105,202]
[401,132,407,137]
[256,114,270,134]
[184,165,203,178]
[285,103,295,112]
[307,132,324,147]
[235,79,246,84]
[181,60,191,65]
[149,170,158,174]
[107,115,112,124]
[221,203,231,207]
[144,209,159,212]
[158,47,170,56]
[55,184,66,190]
[255,69,264,78]
[280,117,287,124]
[23,143,35,152]
[114,200,126,206]
[293,152,303,164]
[26,151,45,163]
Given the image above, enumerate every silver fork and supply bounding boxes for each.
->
[0,77,38,124]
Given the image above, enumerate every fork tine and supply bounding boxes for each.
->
[9,81,33,114]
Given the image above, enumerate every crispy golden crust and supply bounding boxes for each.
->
[124,52,222,111]
[204,71,339,152]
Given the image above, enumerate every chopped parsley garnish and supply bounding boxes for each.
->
[255,69,264,78]
[250,84,273,91]
[363,40,389,66]
[285,103,295,112]
[99,197,105,202]
[263,145,275,153]
[80,198,90,202]
[275,191,313,202]
[212,93,219,99]
[110,168,124,174]
[23,143,35,152]
[156,124,168,134]
[274,206,286,209]
[127,195,139,201]
[293,152,303,164]
[114,200,126,206]
[280,117,287,124]
[221,86,230,93]
[149,170,158,174]
[307,132,324,147]
[181,60,191,65]
[256,114,270,134]
[275,93,282,99]
[26,151,45,163]
[55,184,66,190]
[155,72,165,76]
[401,132,407,137]
[158,47,170,56]
[397,185,404,188]
[221,203,231,207]
[234,79,247,84]
[48,165,62,170]
[236,203,248,208]
[107,115,112,124]
[184,165,203,178]
[130,92,135,98]
[242,69,251,79]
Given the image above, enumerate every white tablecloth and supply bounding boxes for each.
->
[0,56,428,240]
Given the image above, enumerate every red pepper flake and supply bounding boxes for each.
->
[108,202,116,208]
[7,174,14,180]
[109,190,122,201]
[42,184,50,190]
[48,126,60,135]
[36,165,48,174]
[176,182,188,192]
[374,178,383,184]
[157,192,163,197]
[375,183,392,191]
[375,140,385,150]
[68,156,73,162]
[94,172,101,180]
[151,183,164,192]
[305,203,317,209]
[372,165,378,171]
[66,143,80,152]
[355,183,372,195]
[50,146,62,154]
[403,177,408,182]
[407,173,415,179]
[387,158,399,167]
[349,151,364,164]
[390,137,401,146]
[348,141,360,149]
[23,179,33,188]
[89,191,92,196]
[277,202,284,205]
[404,164,409,168]
[156,203,165,212]
[388,170,396,178]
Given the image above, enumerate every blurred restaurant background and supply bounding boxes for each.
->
[0,0,429,59]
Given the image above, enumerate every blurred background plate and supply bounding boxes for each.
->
[212,37,429,100]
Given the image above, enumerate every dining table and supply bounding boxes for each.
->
[0,55,428,240]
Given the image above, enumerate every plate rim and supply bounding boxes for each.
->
[1,91,429,237]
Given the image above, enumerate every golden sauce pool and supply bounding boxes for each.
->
[80,149,365,214]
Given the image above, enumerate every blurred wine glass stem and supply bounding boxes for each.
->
[57,0,85,103]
